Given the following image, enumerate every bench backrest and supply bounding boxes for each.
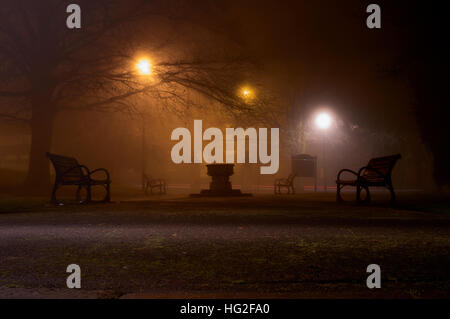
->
[362,154,401,183]
[287,173,296,183]
[46,152,85,183]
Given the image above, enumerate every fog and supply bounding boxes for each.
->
[0,0,445,193]
[0,95,434,193]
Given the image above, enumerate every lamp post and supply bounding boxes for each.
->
[315,112,332,192]
[136,58,152,188]
[141,113,147,190]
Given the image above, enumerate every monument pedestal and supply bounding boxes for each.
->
[190,164,252,197]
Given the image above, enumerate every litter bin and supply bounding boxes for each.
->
[291,154,317,192]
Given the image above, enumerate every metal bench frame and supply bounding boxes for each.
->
[274,173,297,194]
[143,173,166,195]
[336,154,401,203]
[46,152,111,204]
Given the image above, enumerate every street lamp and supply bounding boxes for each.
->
[135,57,152,189]
[315,112,332,130]
[136,58,152,75]
[315,112,332,192]
[240,87,253,100]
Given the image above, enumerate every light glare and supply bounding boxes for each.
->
[315,113,332,130]
[137,59,151,75]
[241,87,252,99]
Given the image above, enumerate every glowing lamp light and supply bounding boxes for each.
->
[315,112,332,130]
[137,59,152,75]
[241,87,253,99]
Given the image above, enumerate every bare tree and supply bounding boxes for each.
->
[0,0,272,189]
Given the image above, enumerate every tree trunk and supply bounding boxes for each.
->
[24,93,55,192]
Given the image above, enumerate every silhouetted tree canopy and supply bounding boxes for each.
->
[0,0,272,189]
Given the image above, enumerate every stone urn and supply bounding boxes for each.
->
[190,163,251,197]
[206,164,234,192]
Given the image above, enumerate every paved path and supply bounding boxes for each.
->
[0,194,449,298]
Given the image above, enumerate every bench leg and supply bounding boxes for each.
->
[86,185,92,203]
[336,184,342,202]
[76,186,83,203]
[356,185,361,202]
[142,176,147,192]
[357,185,371,203]
[365,186,371,202]
[105,182,111,202]
[388,185,396,204]
[51,183,58,204]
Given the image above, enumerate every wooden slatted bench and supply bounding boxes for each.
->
[274,173,296,194]
[336,154,401,203]
[46,152,111,203]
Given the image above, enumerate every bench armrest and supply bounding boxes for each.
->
[357,166,386,179]
[89,168,110,182]
[336,169,358,181]
[152,178,165,184]
[61,165,90,178]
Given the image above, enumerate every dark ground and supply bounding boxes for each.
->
[0,190,449,299]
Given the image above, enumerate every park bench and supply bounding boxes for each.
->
[274,173,296,194]
[46,152,111,203]
[336,154,401,203]
[143,173,166,195]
